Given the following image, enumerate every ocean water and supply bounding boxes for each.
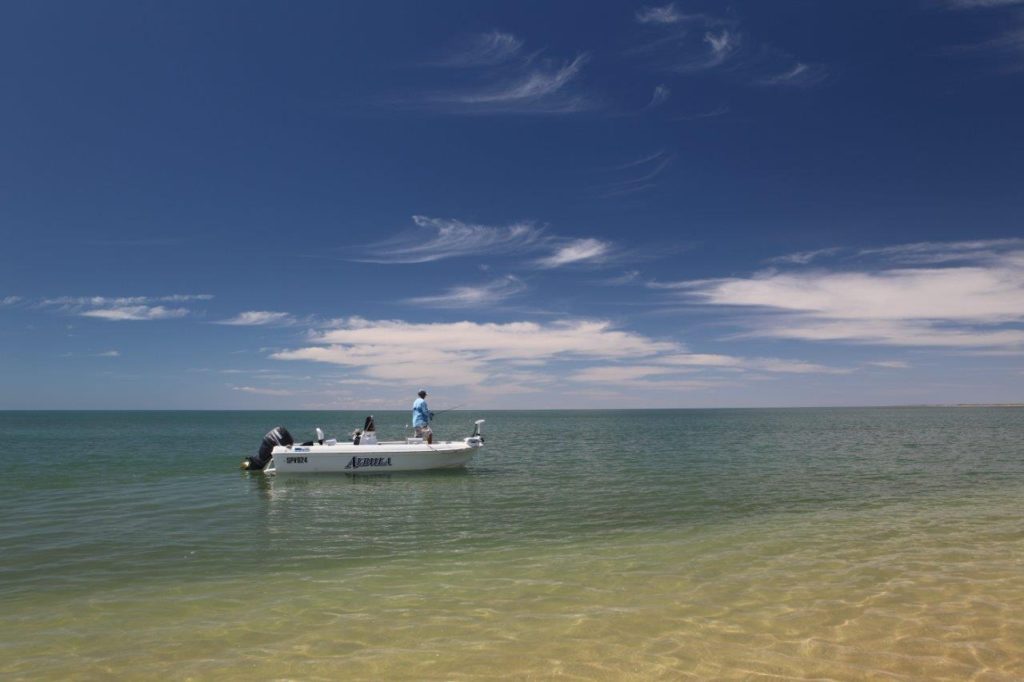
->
[1,408,1023,680]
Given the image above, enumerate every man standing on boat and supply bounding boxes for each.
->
[412,389,434,444]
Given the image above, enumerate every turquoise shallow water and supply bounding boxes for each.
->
[2,408,1024,679]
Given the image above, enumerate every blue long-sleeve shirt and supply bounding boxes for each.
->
[412,397,431,427]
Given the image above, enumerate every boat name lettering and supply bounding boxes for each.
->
[285,456,308,464]
[344,456,392,469]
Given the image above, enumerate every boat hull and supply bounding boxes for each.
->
[267,439,481,474]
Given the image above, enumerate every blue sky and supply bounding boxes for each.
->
[2,0,1023,409]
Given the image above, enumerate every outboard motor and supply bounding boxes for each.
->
[241,426,294,470]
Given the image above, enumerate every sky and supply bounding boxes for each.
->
[1,0,1023,409]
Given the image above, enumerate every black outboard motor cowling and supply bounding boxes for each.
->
[242,426,294,470]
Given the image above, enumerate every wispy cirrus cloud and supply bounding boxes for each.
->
[406,275,527,308]
[216,311,294,326]
[354,215,615,269]
[646,84,671,108]
[757,62,828,87]
[410,32,596,115]
[630,6,741,72]
[631,9,825,87]
[435,30,524,66]
[635,3,689,25]
[664,239,1024,349]
[859,238,1024,264]
[766,239,1024,267]
[697,30,741,70]
[1,296,22,306]
[355,215,544,264]
[943,3,1024,72]
[673,103,731,121]
[603,270,642,285]
[942,0,1024,8]
[767,247,842,265]
[535,238,612,268]
[593,149,675,196]
[432,54,593,114]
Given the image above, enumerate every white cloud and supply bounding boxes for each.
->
[160,294,215,302]
[572,365,683,383]
[692,266,1024,322]
[43,294,212,306]
[673,241,1024,349]
[217,311,294,326]
[406,275,526,308]
[1,296,21,305]
[97,350,121,357]
[232,386,297,396]
[563,353,850,397]
[536,238,612,268]
[37,294,211,322]
[270,317,851,397]
[867,360,910,369]
[662,353,849,374]
[81,305,189,321]
[661,353,744,367]
[744,319,1024,348]
[273,317,680,387]
[308,318,678,360]
[745,358,852,374]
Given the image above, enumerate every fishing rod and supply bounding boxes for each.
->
[431,403,467,418]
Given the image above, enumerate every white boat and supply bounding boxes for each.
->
[242,419,485,474]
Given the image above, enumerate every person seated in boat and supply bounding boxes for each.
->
[412,389,434,444]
